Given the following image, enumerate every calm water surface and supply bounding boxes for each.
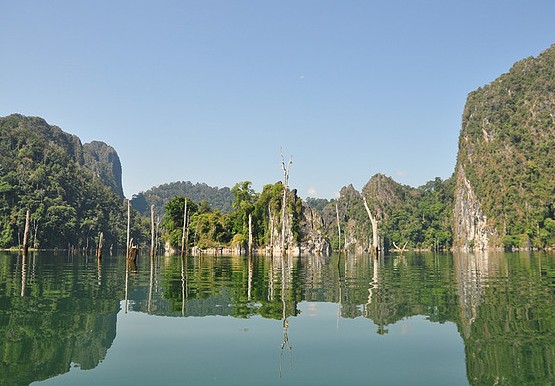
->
[1,251,554,385]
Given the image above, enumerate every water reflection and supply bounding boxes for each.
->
[0,252,120,386]
[1,251,554,385]
[454,251,555,385]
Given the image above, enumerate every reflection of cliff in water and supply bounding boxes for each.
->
[116,251,555,385]
[454,251,555,385]
[362,253,460,331]
[0,253,120,386]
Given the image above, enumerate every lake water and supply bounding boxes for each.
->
[1,251,554,385]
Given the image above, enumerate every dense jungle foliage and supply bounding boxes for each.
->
[161,181,304,251]
[0,114,148,251]
[317,175,454,252]
[457,44,555,249]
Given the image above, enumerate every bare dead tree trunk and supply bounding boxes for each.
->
[185,198,191,256]
[281,189,287,255]
[126,199,131,259]
[362,196,379,255]
[335,203,341,252]
[97,232,104,259]
[155,216,160,256]
[22,209,30,255]
[248,212,253,256]
[392,241,408,254]
[280,148,292,256]
[268,205,274,255]
[150,205,155,258]
[32,219,39,249]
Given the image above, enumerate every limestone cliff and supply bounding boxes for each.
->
[453,165,496,250]
[453,44,555,249]
[83,141,124,198]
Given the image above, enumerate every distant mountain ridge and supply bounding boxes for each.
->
[131,181,234,218]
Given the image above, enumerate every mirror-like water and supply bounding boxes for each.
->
[1,251,554,385]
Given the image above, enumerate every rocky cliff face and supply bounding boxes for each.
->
[453,165,496,250]
[83,141,124,198]
[298,201,331,255]
[453,44,555,249]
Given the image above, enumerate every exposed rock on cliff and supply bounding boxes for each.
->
[453,165,496,250]
[453,44,555,249]
[83,141,124,198]
[298,201,331,255]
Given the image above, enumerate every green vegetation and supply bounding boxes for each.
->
[456,44,555,249]
[0,114,148,251]
[0,252,121,385]
[161,181,304,252]
[316,175,454,252]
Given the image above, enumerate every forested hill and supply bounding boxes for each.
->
[131,181,233,218]
[453,44,555,250]
[0,114,144,250]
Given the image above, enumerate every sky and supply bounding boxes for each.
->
[1,1,555,199]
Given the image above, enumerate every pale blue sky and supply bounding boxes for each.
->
[2,1,554,199]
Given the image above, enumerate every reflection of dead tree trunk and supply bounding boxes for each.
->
[280,149,292,256]
[279,255,293,377]
[247,255,253,300]
[393,241,408,254]
[22,209,30,255]
[362,196,379,255]
[335,203,341,252]
[148,254,154,313]
[280,318,292,377]
[181,255,187,316]
[21,253,27,297]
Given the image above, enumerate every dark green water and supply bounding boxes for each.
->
[1,251,554,385]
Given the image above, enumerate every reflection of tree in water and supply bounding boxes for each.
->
[0,253,121,386]
[363,253,460,329]
[124,250,555,385]
[279,254,293,377]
